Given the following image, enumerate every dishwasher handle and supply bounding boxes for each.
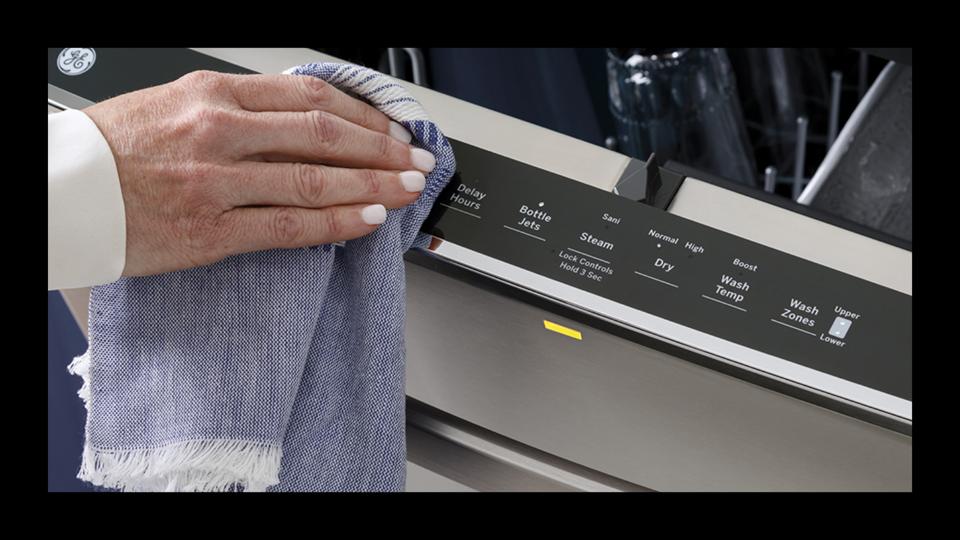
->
[406,397,650,492]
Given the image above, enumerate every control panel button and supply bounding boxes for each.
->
[829,316,853,339]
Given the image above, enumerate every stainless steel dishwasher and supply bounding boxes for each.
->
[49,48,911,491]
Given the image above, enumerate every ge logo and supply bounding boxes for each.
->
[57,48,96,76]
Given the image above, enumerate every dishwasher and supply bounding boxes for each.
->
[48,47,911,491]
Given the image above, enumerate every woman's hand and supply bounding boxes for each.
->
[84,70,436,277]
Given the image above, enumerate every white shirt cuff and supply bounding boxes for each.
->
[48,109,126,290]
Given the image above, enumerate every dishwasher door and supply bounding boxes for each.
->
[54,257,910,491]
[403,259,911,491]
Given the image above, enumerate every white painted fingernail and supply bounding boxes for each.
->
[399,171,426,192]
[389,121,412,143]
[360,204,387,225]
[410,148,436,173]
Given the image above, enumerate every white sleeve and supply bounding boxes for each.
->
[48,109,127,291]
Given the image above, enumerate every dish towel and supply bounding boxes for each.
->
[68,62,456,492]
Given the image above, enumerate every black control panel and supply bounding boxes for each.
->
[48,48,255,102]
[424,140,912,402]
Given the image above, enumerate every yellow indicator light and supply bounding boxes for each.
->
[543,320,582,340]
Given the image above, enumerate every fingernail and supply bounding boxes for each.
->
[360,204,387,225]
[389,121,412,143]
[410,148,436,173]
[399,171,426,193]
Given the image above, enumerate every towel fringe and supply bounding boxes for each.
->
[68,350,282,492]
[67,350,92,412]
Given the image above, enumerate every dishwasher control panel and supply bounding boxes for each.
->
[423,140,912,404]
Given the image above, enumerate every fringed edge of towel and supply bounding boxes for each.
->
[75,439,282,492]
[67,350,283,492]
[67,350,93,411]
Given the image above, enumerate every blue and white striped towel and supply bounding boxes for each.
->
[69,62,456,491]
